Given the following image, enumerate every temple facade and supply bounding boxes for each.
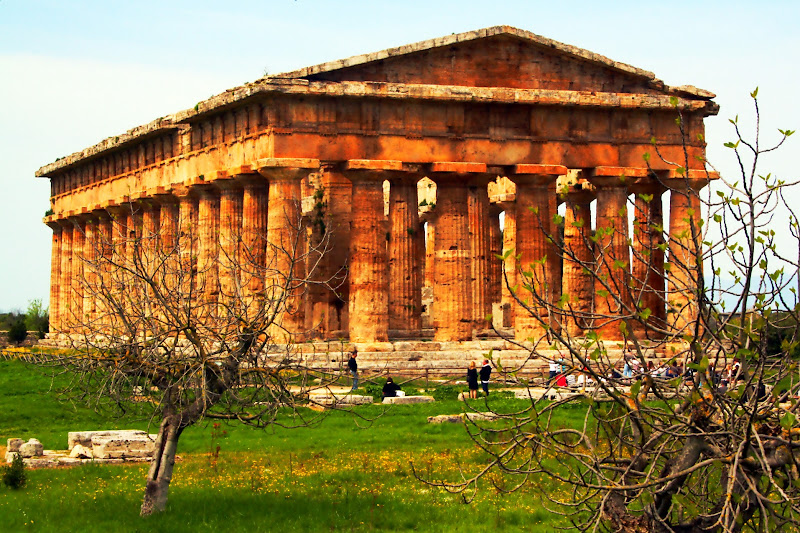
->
[37,26,718,344]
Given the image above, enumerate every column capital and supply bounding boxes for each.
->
[256,158,320,181]
[341,159,420,183]
[426,161,494,186]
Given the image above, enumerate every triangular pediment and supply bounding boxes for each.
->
[275,26,676,95]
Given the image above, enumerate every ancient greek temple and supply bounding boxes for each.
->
[37,26,718,345]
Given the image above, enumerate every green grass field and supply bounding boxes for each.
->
[0,358,573,532]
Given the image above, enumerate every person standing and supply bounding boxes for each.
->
[548,359,559,385]
[466,361,479,399]
[348,348,359,391]
[480,359,492,396]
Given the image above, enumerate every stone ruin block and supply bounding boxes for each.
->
[308,393,374,408]
[6,438,24,452]
[68,429,150,451]
[18,438,44,457]
[382,395,435,405]
[91,433,156,460]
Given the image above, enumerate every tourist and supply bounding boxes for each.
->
[548,359,559,385]
[467,361,479,399]
[480,359,492,396]
[348,348,359,391]
[382,377,401,399]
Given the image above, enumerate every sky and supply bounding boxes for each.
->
[0,0,798,312]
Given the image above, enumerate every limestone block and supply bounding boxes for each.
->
[19,439,44,457]
[308,394,374,407]
[353,342,395,353]
[428,414,464,424]
[57,457,84,466]
[6,438,24,452]
[5,452,19,463]
[70,444,93,459]
[465,412,501,422]
[68,429,149,451]
[91,434,156,460]
[382,395,435,405]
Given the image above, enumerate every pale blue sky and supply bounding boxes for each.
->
[1,0,798,311]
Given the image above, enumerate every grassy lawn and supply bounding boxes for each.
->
[0,358,572,532]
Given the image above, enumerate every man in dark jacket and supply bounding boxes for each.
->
[348,349,359,391]
[480,359,492,396]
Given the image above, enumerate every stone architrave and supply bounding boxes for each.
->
[427,162,487,342]
[508,165,567,342]
[388,171,423,335]
[257,158,319,341]
[667,176,708,335]
[562,186,595,337]
[589,169,632,341]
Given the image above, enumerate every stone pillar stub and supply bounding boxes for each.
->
[507,164,567,343]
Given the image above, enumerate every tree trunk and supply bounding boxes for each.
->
[140,416,181,516]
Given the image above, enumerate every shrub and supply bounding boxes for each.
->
[2,453,27,489]
[7,319,27,344]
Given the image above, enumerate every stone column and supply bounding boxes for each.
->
[667,178,707,335]
[152,193,179,323]
[428,162,487,341]
[241,177,268,302]
[59,220,73,331]
[508,165,566,342]
[388,173,422,335]
[562,186,595,337]
[215,178,244,317]
[468,181,492,331]
[488,204,503,313]
[175,188,199,300]
[81,214,98,326]
[46,221,62,333]
[630,183,666,338]
[95,211,113,329]
[196,186,221,317]
[590,174,631,341]
[341,160,396,343]
[258,158,319,341]
[499,201,516,328]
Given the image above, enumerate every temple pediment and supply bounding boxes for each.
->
[275,26,712,98]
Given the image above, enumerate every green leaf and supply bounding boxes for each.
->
[630,380,641,397]
[750,87,759,99]
[781,412,796,430]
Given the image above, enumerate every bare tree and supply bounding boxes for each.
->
[42,196,344,516]
[421,93,800,532]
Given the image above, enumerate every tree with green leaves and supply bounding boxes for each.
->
[424,92,800,532]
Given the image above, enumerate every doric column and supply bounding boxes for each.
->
[151,192,179,323]
[257,158,319,341]
[308,166,352,338]
[340,160,397,342]
[71,216,85,333]
[427,162,488,341]
[241,175,268,301]
[468,180,492,330]
[488,203,503,312]
[499,201,516,328]
[588,168,632,341]
[81,214,98,327]
[630,181,667,338]
[196,186,221,317]
[46,220,62,333]
[561,185,595,337]
[175,187,199,299]
[95,211,113,329]
[507,164,567,342]
[59,220,73,331]
[214,175,244,316]
[388,171,423,335]
[667,177,707,335]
